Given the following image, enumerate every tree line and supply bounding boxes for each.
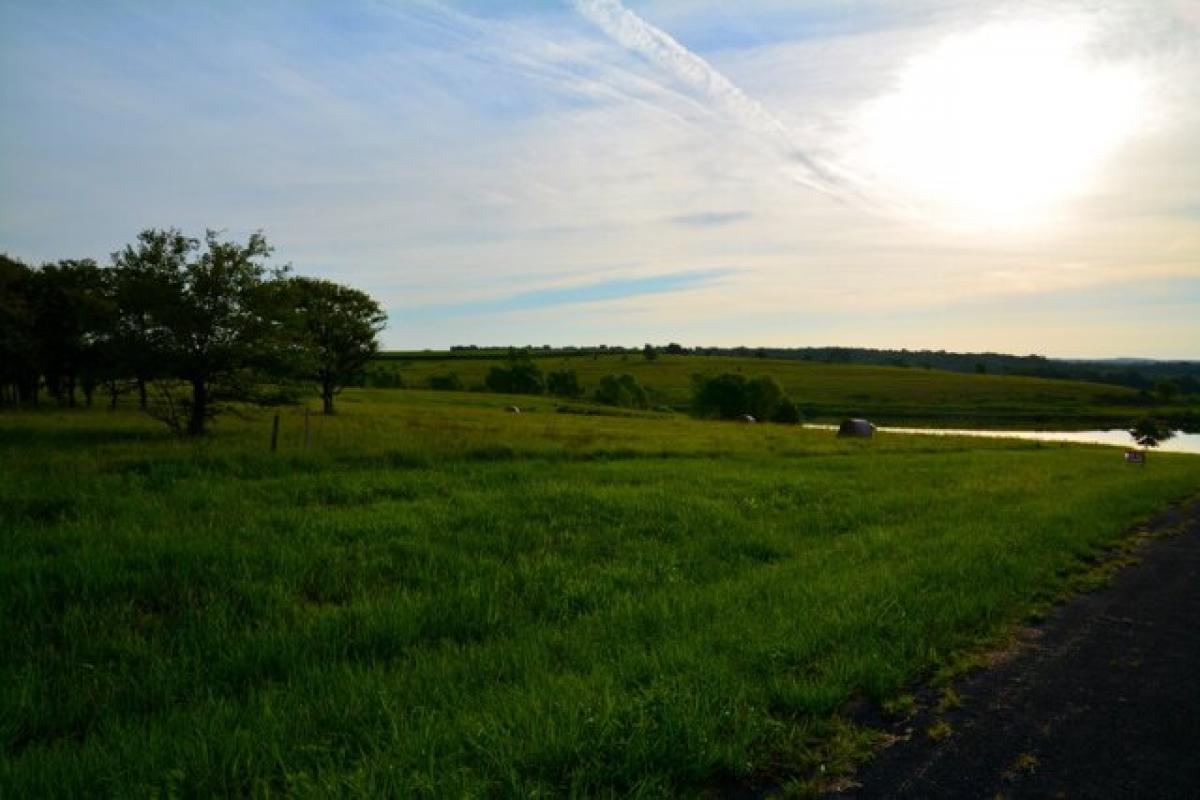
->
[406,343,1200,398]
[0,229,385,434]
[385,350,804,422]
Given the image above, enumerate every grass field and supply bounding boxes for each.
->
[3,390,1199,797]
[372,352,1196,428]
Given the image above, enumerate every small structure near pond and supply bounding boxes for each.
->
[837,418,876,438]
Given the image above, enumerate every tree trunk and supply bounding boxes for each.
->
[187,377,207,436]
[322,383,335,416]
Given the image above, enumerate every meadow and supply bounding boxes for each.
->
[373,352,1195,429]
[3,389,1199,797]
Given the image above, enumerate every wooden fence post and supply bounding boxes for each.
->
[270,412,280,453]
[304,408,311,450]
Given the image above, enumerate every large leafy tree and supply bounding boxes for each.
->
[110,229,196,408]
[284,277,386,415]
[130,229,287,435]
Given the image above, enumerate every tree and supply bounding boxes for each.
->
[1129,417,1173,448]
[692,372,800,423]
[284,277,386,415]
[485,351,544,395]
[594,373,648,409]
[744,375,784,421]
[691,373,748,419]
[772,396,802,424]
[546,368,583,398]
[110,229,196,408]
[27,260,114,407]
[136,229,287,435]
[643,343,658,361]
[427,372,462,391]
[0,254,38,406]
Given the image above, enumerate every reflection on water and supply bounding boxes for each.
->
[805,425,1200,455]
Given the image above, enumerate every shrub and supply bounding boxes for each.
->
[692,373,801,424]
[368,368,406,388]
[745,376,785,421]
[691,373,748,419]
[772,397,802,424]
[595,374,648,409]
[427,372,463,391]
[546,369,583,398]
[485,354,544,395]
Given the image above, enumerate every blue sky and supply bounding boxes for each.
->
[1,0,1197,356]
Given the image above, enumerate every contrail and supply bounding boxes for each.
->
[571,0,864,202]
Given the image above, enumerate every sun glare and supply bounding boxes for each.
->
[859,16,1145,229]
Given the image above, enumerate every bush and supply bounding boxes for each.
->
[595,374,648,409]
[546,369,583,398]
[484,354,544,395]
[368,368,406,388]
[427,372,463,391]
[745,376,784,421]
[772,397,802,424]
[692,373,801,424]
[691,373,748,419]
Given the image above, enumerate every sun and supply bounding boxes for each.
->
[858,15,1144,230]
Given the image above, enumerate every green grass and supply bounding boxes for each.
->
[3,390,1199,797]
[372,352,1196,428]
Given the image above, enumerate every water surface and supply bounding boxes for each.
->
[806,425,1200,455]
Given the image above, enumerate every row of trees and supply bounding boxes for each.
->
[485,353,652,409]
[0,229,386,434]
[411,352,655,410]
[691,373,801,423]
[403,352,802,422]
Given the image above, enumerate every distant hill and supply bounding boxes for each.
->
[386,345,1200,396]
[669,347,1200,393]
[370,350,1199,429]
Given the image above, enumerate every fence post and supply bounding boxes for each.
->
[304,407,311,450]
[270,412,280,453]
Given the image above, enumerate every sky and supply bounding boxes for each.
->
[1,0,1197,358]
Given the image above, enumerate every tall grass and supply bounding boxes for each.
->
[2,391,1198,796]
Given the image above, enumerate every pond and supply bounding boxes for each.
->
[806,425,1200,455]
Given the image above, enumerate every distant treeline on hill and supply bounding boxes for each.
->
[382,344,1200,397]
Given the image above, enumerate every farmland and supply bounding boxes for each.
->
[3,389,1199,796]
[371,352,1196,429]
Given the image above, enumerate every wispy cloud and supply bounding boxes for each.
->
[406,268,735,318]
[570,0,867,203]
[668,211,751,228]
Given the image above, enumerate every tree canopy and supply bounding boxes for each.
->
[0,229,386,435]
[284,277,387,414]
